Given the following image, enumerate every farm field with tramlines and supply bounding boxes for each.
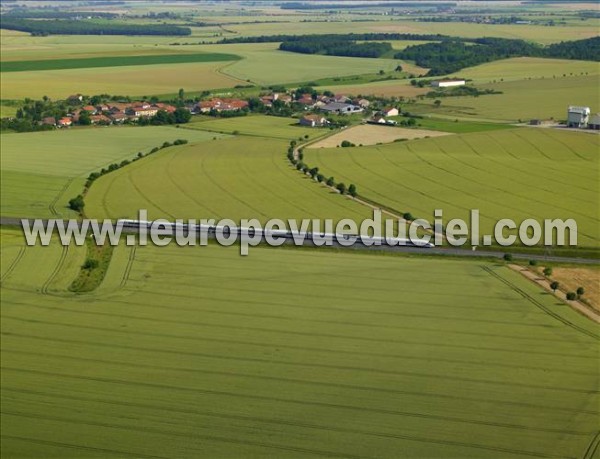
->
[304,128,600,249]
[1,1,598,458]
[1,232,598,459]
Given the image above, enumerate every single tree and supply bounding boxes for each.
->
[316,173,325,183]
[434,99,442,108]
[336,182,347,194]
[566,292,577,301]
[326,177,335,187]
[503,253,513,262]
[348,184,357,197]
[403,212,413,221]
[68,195,85,212]
[178,88,185,100]
[543,267,553,277]
[550,281,559,292]
[576,287,585,297]
[395,65,403,72]
[529,260,538,266]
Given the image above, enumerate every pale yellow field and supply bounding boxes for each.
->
[0,61,243,100]
[308,124,450,148]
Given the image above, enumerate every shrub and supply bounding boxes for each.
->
[68,195,85,212]
[403,212,413,221]
[503,253,513,262]
[529,260,538,266]
[543,267,553,277]
[82,258,99,270]
[341,140,355,148]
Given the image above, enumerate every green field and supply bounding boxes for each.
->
[0,127,223,218]
[184,115,326,140]
[0,52,242,73]
[1,232,598,458]
[421,75,599,122]
[84,135,373,225]
[389,117,516,133]
[305,128,600,248]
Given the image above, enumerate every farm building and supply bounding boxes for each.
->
[567,106,590,128]
[299,115,327,127]
[431,79,466,88]
[380,107,399,117]
[320,102,363,115]
[588,113,600,130]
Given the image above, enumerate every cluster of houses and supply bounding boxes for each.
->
[300,105,400,128]
[43,95,180,127]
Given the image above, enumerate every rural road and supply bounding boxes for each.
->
[2,217,598,265]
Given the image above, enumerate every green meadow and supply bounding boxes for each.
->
[0,127,222,218]
[0,52,242,73]
[184,115,325,140]
[305,128,600,248]
[1,233,598,458]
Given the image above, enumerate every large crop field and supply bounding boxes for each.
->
[84,135,373,225]
[424,75,599,122]
[1,233,598,458]
[305,128,600,248]
[0,61,244,100]
[0,127,221,218]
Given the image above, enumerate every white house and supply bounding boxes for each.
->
[299,115,327,127]
[431,79,466,88]
[567,106,590,128]
[381,107,399,117]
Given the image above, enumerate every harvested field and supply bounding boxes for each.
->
[308,124,450,148]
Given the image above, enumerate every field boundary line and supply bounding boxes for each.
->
[583,430,600,459]
[0,246,25,284]
[508,264,600,324]
[482,266,599,339]
[40,244,69,295]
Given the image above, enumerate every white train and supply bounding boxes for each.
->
[117,219,434,248]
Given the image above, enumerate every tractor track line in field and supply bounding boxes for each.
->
[48,177,74,217]
[0,389,585,459]
[4,345,597,415]
[583,431,600,459]
[1,410,367,459]
[481,266,599,340]
[4,317,595,379]
[120,245,137,288]
[25,281,574,344]
[0,246,25,284]
[0,434,168,459]
[3,334,596,395]
[40,244,69,295]
[0,367,593,447]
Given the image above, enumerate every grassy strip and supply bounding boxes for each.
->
[68,236,113,293]
[0,53,241,73]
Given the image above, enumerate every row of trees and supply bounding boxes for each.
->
[286,141,358,197]
[396,36,599,76]
[0,18,191,36]
[280,39,392,58]
[69,139,188,213]
[219,32,449,45]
